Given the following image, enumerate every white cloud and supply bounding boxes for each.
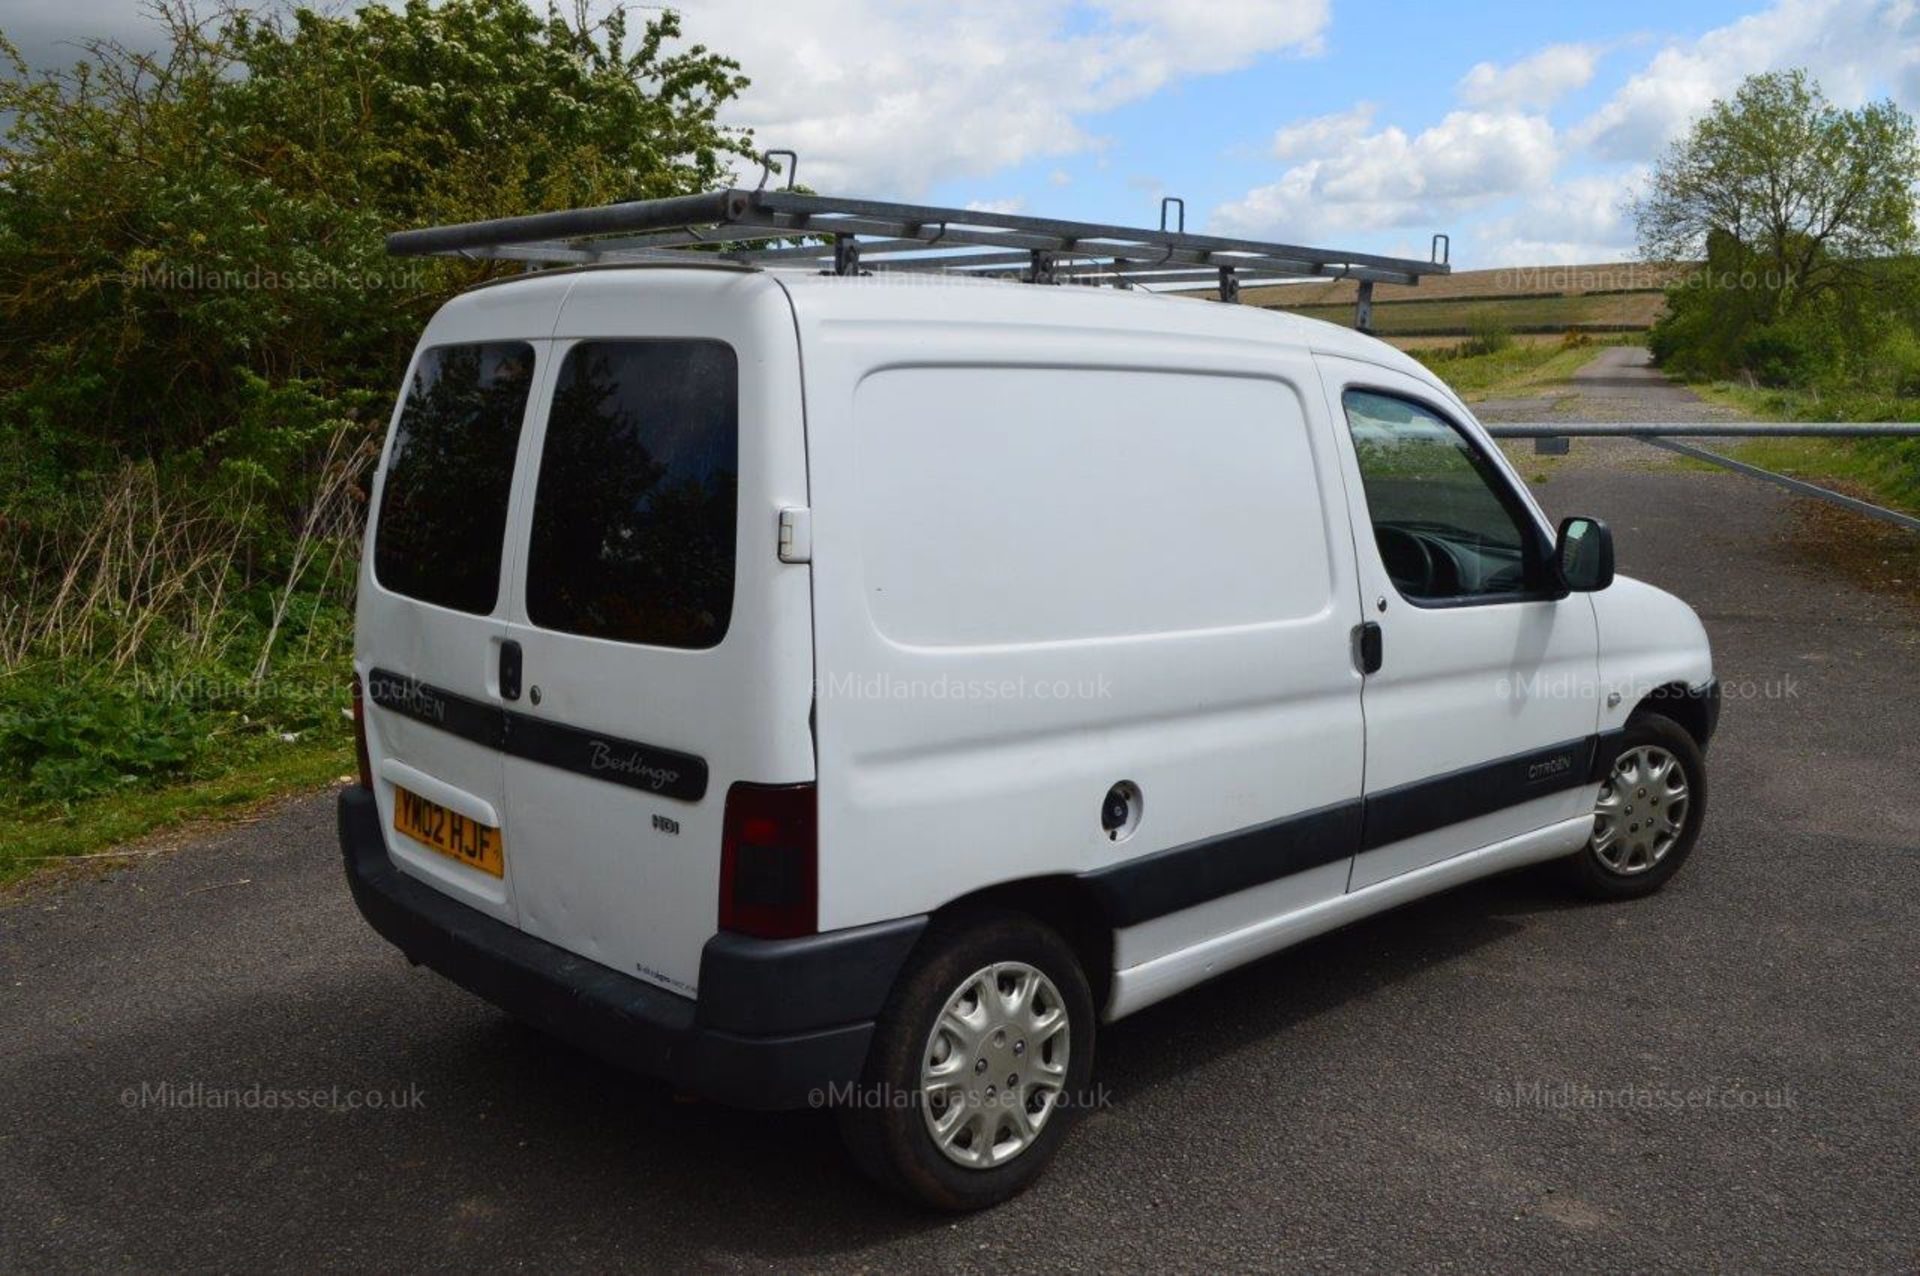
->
[1473,169,1648,265]
[963,197,1026,215]
[12,0,1330,198]
[678,0,1332,196]
[1216,108,1558,239]
[1458,44,1600,110]
[1218,0,1920,265]
[1272,103,1379,159]
[1574,0,1920,161]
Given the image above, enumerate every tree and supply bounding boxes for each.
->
[0,0,755,688]
[0,0,754,468]
[1636,69,1918,317]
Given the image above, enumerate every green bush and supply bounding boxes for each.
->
[0,1,758,809]
[0,681,204,802]
[1459,316,1513,358]
[1874,326,1920,398]
[1739,323,1822,387]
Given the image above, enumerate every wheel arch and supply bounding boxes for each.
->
[925,875,1116,1015]
[1629,679,1719,749]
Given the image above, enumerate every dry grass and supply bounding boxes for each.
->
[1388,332,1565,352]
[249,424,375,684]
[0,429,370,676]
[0,466,253,671]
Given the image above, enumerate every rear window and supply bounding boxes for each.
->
[525,340,739,649]
[372,342,535,615]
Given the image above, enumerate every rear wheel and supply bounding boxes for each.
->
[838,911,1095,1211]
[1566,712,1706,899]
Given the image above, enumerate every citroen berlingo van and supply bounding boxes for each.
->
[340,245,1718,1211]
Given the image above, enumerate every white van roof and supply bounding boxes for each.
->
[430,259,1441,397]
[764,266,1433,372]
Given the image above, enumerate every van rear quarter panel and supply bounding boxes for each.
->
[782,279,1366,941]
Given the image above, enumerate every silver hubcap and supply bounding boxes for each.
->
[920,962,1070,1169]
[1590,743,1690,875]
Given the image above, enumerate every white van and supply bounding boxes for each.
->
[342,222,1717,1210]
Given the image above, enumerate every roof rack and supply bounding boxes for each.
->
[386,152,1451,327]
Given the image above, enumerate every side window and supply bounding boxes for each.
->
[525,340,739,649]
[1341,389,1542,604]
[373,342,536,615]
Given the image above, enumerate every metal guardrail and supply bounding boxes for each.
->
[1483,423,1920,438]
[1484,422,1920,533]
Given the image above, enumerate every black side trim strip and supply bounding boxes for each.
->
[1359,735,1598,852]
[1083,800,1362,928]
[1588,727,1629,782]
[506,709,708,802]
[1080,733,1606,928]
[367,669,504,750]
[366,667,709,802]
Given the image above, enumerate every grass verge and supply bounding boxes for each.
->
[1689,381,1920,515]
[0,738,351,891]
[1416,336,1638,401]
[1679,381,1920,611]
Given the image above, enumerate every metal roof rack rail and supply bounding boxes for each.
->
[386,151,1450,324]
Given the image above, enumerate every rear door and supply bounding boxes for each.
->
[356,336,547,925]
[496,270,813,999]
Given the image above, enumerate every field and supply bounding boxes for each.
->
[1243,261,1683,341]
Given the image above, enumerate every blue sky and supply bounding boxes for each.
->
[8,0,1920,268]
[937,2,1760,228]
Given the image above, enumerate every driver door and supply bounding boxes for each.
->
[1315,355,1600,890]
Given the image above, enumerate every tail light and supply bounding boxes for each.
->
[351,672,374,791]
[718,781,817,939]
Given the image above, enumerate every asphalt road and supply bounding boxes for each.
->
[6,350,1918,1272]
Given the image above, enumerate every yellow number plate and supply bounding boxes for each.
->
[393,786,504,878]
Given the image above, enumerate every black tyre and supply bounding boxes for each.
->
[837,910,1096,1211]
[1565,712,1707,900]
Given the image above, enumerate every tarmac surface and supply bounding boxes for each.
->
[5,347,1917,1271]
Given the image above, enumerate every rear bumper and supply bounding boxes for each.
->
[337,786,924,1110]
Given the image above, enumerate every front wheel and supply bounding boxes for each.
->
[1565,712,1707,900]
[837,911,1096,1211]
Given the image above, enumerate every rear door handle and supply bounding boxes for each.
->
[1353,622,1383,675]
[499,640,523,702]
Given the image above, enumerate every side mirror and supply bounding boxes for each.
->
[1555,516,1614,592]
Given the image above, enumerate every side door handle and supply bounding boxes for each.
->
[1353,622,1383,675]
[499,640,523,702]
